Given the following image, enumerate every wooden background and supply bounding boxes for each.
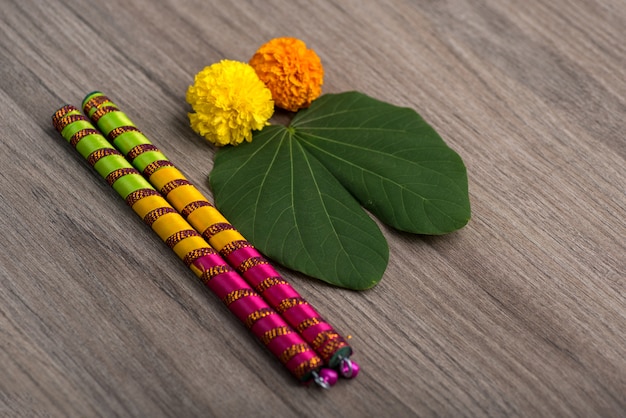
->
[1,0,624,416]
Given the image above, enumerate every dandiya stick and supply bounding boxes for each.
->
[83,92,359,378]
[52,105,339,387]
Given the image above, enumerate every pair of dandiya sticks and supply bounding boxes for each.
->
[52,92,359,389]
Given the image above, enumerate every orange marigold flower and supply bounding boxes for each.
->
[249,37,324,112]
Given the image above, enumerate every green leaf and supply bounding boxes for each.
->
[292,92,470,234]
[210,91,470,289]
[210,125,389,289]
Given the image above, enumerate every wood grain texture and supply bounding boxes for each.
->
[1,0,624,416]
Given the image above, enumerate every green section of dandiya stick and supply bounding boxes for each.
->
[96,112,156,159]
[83,91,109,116]
[112,172,149,199]
[58,115,113,162]
[60,117,90,139]
[82,94,145,149]
[83,93,170,172]
[132,150,169,172]
[92,154,124,178]
[57,111,153,199]
[75,135,115,161]
[115,131,152,156]
[97,109,136,136]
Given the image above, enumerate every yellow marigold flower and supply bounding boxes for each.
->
[249,37,324,112]
[186,60,274,146]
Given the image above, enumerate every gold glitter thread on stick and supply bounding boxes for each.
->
[255,277,289,294]
[259,326,292,345]
[143,206,177,227]
[183,247,215,267]
[83,92,356,373]
[245,307,275,329]
[52,105,327,384]
[223,288,257,306]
